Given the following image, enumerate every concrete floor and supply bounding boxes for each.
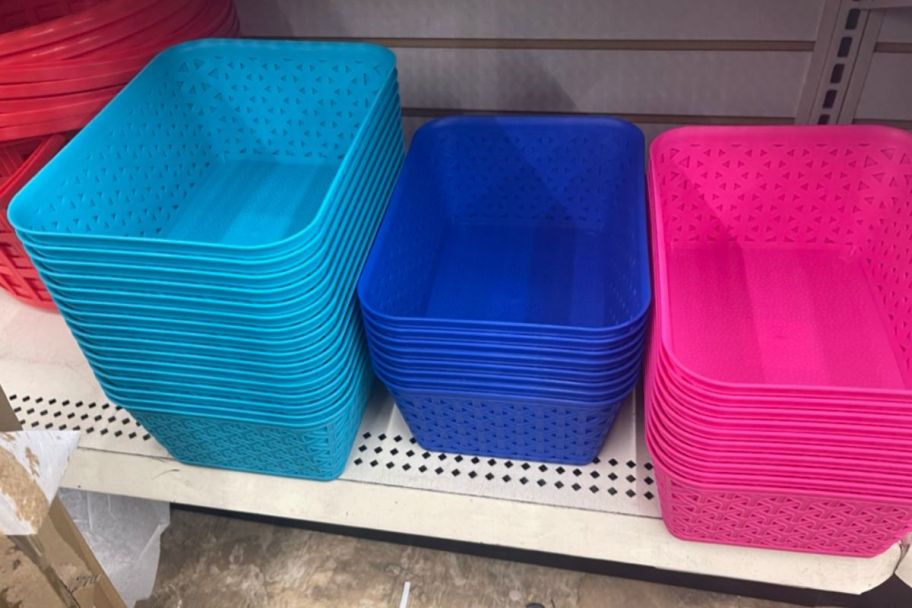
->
[137,509,805,608]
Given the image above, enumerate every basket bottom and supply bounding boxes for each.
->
[164,158,337,247]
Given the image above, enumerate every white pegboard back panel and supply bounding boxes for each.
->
[854,52,912,121]
[395,48,809,117]
[236,0,825,41]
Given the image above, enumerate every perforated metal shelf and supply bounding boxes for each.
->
[0,292,904,594]
[7,382,656,518]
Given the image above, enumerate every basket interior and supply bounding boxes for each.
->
[652,126,912,389]
[12,41,393,247]
[362,117,649,328]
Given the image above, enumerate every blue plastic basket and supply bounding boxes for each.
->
[363,315,645,358]
[71,314,363,370]
[128,401,365,480]
[16,77,398,261]
[367,341,644,387]
[387,382,625,464]
[9,40,398,259]
[366,334,641,371]
[371,354,640,403]
[37,126,402,344]
[23,106,402,300]
[38,134,402,330]
[359,116,650,338]
[96,331,373,418]
[87,315,368,402]
[361,307,648,351]
[358,116,649,462]
[360,299,650,342]
[66,307,356,357]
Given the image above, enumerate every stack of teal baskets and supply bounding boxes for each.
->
[7,39,403,479]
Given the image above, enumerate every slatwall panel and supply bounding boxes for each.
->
[855,53,912,122]
[235,0,823,138]
[854,7,912,126]
[393,49,808,117]
[878,7,912,44]
[236,0,825,41]
[402,116,678,147]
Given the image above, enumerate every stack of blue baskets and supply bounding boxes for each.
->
[359,116,651,464]
[7,40,403,479]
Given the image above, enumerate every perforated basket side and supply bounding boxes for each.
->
[653,460,912,557]
[390,388,626,464]
[125,375,372,480]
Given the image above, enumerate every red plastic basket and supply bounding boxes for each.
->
[0,0,153,60]
[0,1,98,35]
[0,0,239,142]
[0,134,66,308]
[0,0,237,307]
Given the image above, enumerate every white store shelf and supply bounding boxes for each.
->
[0,291,906,595]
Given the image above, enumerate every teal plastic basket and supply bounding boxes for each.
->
[18,88,402,281]
[6,39,404,480]
[9,39,398,258]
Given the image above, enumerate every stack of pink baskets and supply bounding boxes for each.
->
[647,125,912,556]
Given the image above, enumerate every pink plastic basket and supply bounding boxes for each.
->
[647,125,912,556]
[656,347,912,418]
[646,343,912,487]
[651,125,912,395]
[645,371,912,556]
[651,459,912,557]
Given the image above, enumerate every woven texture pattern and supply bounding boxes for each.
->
[653,130,912,378]
[360,117,649,464]
[15,41,395,246]
[655,465,912,557]
[360,116,649,326]
[130,395,367,480]
[5,41,402,480]
[391,389,623,464]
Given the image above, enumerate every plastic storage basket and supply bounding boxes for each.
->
[0,134,66,308]
[9,39,404,480]
[646,125,912,556]
[359,116,650,463]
